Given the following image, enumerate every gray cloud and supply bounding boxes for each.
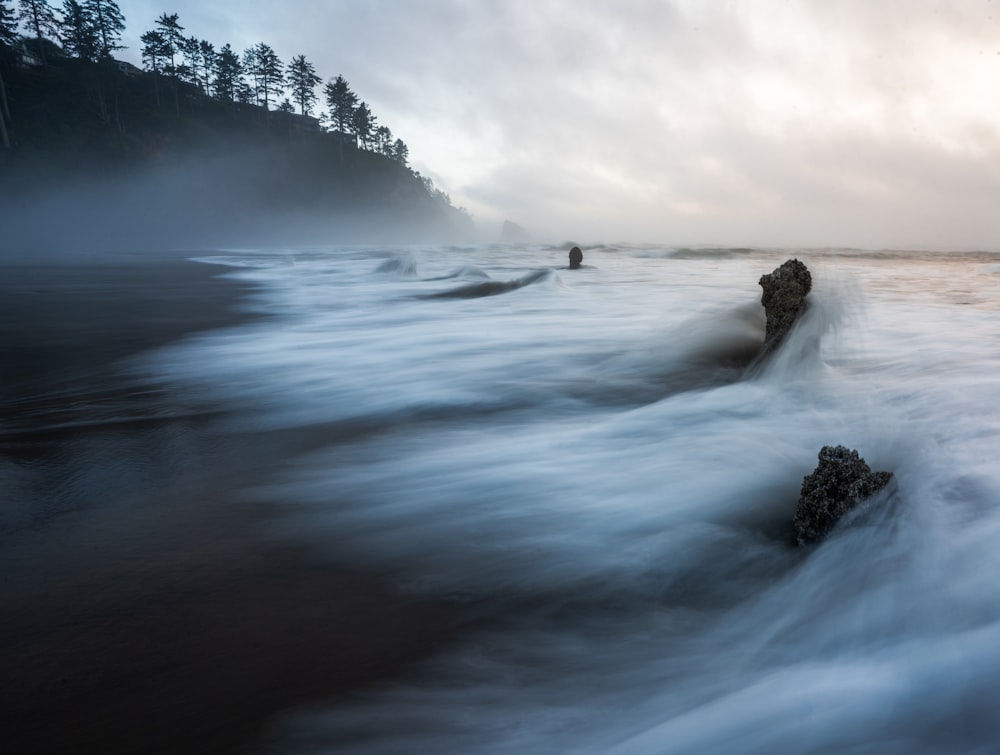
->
[119,0,1000,248]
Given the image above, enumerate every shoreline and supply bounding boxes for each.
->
[0,256,463,754]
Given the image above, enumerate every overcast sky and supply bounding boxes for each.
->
[117,1,1000,249]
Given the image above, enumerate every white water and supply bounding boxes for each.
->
[144,244,1000,753]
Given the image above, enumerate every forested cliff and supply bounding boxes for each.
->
[0,3,476,252]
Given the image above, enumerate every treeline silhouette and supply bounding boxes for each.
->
[0,1,475,248]
[138,11,410,165]
[0,1,410,163]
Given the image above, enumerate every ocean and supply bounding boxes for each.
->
[8,244,1000,753]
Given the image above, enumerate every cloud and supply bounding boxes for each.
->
[119,0,1000,248]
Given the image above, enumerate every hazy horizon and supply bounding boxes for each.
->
[105,0,1000,250]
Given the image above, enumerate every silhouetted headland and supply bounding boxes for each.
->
[0,36,474,252]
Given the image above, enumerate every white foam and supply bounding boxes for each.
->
[144,246,1000,753]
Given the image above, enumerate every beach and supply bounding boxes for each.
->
[0,256,460,754]
[6,245,1000,753]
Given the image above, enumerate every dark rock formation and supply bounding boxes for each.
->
[758,259,812,352]
[568,246,583,269]
[793,445,894,544]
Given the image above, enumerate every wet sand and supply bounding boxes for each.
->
[0,257,461,754]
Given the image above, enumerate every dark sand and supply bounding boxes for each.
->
[0,257,461,754]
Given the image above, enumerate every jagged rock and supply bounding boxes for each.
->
[793,445,894,545]
[758,259,812,352]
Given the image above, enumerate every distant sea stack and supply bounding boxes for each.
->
[793,446,894,545]
[758,259,812,355]
[500,220,531,242]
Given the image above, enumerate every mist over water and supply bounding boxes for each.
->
[0,142,464,258]
[142,244,1000,753]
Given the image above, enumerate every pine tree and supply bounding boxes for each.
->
[392,138,409,166]
[375,125,392,156]
[60,0,99,61]
[0,1,17,46]
[83,0,124,59]
[17,0,60,63]
[140,29,168,73]
[257,43,283,111]
[179,35,201,87]
[352,100,373,148]
[212,43,241,103]
[198,40,215,95]
[154,12,183,76]
[241,44,258,102]
[140,28,167,109]
[244,42,282,111]
[324,75,357,133]
[235,77,252,105]
[0,0,16,149]
[286,54,320,116]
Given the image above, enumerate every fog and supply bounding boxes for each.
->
[113,0,1000,249]
[0,144,465,259]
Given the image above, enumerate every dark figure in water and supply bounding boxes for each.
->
[569,247,583,269]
